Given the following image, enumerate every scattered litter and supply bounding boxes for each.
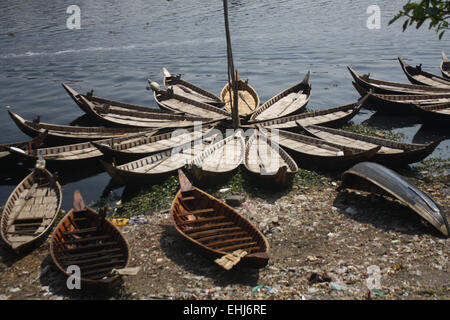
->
[225,195,245,207]
[9,287,21,293]
[112,267,141,276]
[371,289,386,297]
[329,282,347,291]
[251,285,278,295]
[128,215,151,225]
[219,188,230,193]
[251,285,265,294]
[389,264,404,274]
[266,286,279,294]
[308,272,332,284]
[112,218,129,226]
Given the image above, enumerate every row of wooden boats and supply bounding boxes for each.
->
[4,108,441,188]
[348,54,450,125]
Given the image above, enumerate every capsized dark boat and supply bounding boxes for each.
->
[1,159,62,250]
[303,124,441,167]
[249,71,311,121]
[8,111,151,144]
[352,82,450,114]
[0,130,47,163]
[412,102,450,126]
[348,66,450,95]
[171,170,270,270]
[398,57,450,88]
[339,162,449,237]
[162,68,224,106]
[441,51,450,79]
[50,191,130,284]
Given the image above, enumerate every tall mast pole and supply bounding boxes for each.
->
[223,0,240,129]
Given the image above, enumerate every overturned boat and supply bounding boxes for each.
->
[339,162,449,237]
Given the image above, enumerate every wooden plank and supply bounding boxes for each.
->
[208,237,253,248]
[189,226,241,239]
[59,248,122,261]
[62,227,98,236]
[178,216,225,226]
[61,241,118,253]
[183,222,234,233]
[218,242,258,252]
[197,231,247,242]
[61,254,124,266]
[63,235,111,245]
[178,208,215,217]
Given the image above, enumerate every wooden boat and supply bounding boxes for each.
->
[8,111,151,144]
[412,102,450,126]
[247,97,365,130]
[149,80,231,118]
[398,57,450,88]
[7,130,157,166]
[77,95,220,128]
[92,125,217,163]
[50,191,130,284]
[62,83,173,117]
[303,124,441,167]
[249,72,311,121]
[0,130,47,163]
[171,170,269,269]
[220,71,260,117]
[162,68,224,106]
[188,129,245,184]
[339,162,449,237]
[101,132,219,185]
[244,128,298,188]
[441,51,450,79]
[272,128,380,170]
[352,82,450,114]
[1,161,62,250]
[348,66,450,95]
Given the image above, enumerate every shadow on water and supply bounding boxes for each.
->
[159,225,260,287]
[0,163,30,186]
[333,191,447,239]
[39,255,125,299]
[361,112,420,131]
[413,124,450,144]
[69,114,104,127]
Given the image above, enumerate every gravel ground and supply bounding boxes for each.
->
[0,167,448,300]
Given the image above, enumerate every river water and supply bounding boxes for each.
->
[0,0,448,209]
